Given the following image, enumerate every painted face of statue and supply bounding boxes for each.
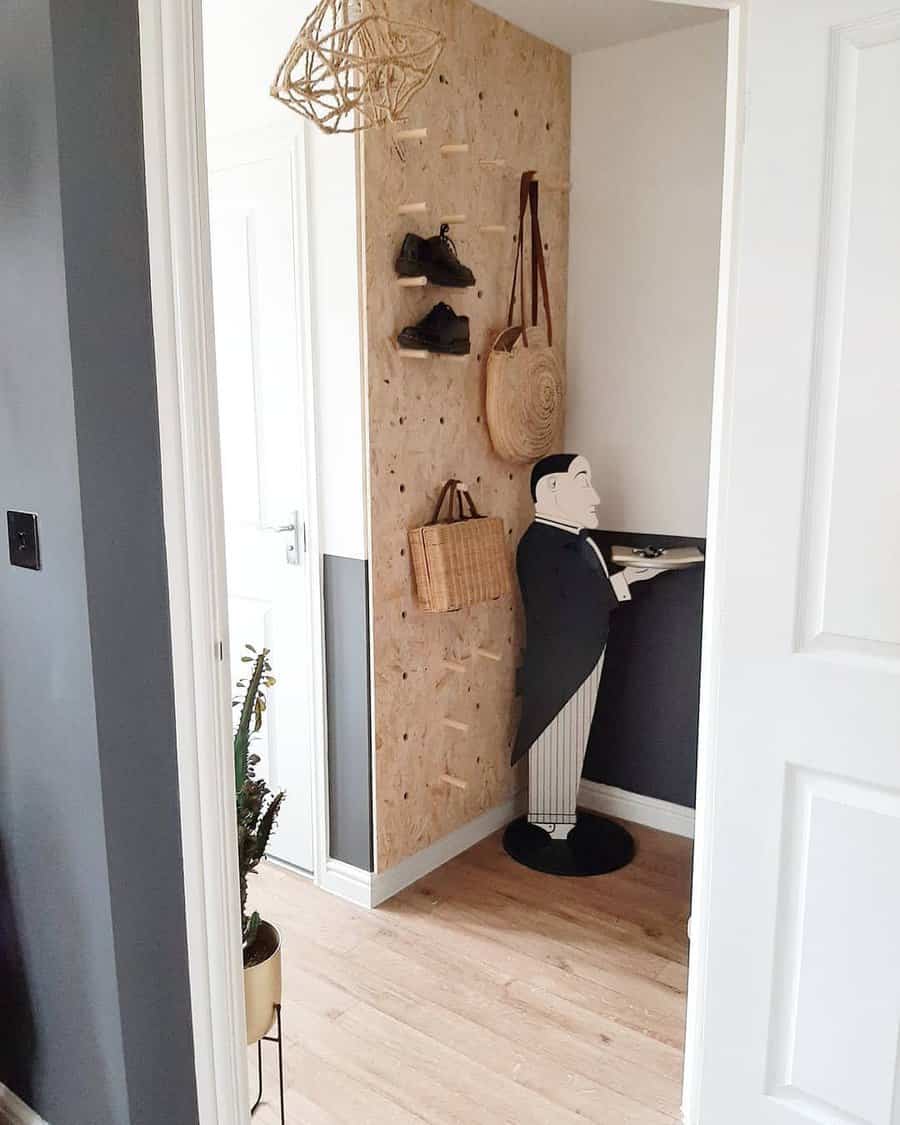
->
[533,454,601,530]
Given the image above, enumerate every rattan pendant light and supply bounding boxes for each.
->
[270,0,445,135]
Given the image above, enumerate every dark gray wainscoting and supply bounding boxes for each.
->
[323,555,374,871]
[584,530,707,809]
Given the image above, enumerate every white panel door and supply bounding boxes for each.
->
[209,151,314,873]
[695,4,900,1123]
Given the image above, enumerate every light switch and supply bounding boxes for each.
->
[7,511,40,571]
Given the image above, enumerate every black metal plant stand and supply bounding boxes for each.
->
[251,1003,285,1124]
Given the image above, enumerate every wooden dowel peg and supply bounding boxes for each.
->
[440,143,469,155]
[397,276,428,287]
[479,158,506,169]
[479,225,507,234]
[439,214,467,225]
[475,648,501,662]
[396,127,428,140]
[397,201,428,215]
[394,342,430,360]
[440,773,468,790]
[442,660,466,674]
[442,718,469,733]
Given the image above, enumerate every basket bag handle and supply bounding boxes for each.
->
[505,171,553,349]
[429,479,483,524]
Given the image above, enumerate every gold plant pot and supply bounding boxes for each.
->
[243,919,282,1045]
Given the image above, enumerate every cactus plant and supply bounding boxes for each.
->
[233,645,285,956]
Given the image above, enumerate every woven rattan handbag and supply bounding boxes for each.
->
[486,171,564,463]
[408,480,511,613]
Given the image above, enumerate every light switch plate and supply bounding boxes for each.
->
[7,511,41,571]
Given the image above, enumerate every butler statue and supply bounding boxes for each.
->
[512,453,663,843]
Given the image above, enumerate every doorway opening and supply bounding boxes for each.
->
[144,0,739,1120]
[207,140,317,873]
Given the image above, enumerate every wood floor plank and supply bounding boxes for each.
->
[247,819,690,1124]
[369,903,688,1049]
[294,929,679,1122]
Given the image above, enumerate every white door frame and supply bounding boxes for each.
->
[138,0,745,1121]
[138,1,330,1121]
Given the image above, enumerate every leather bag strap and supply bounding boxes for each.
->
[456,485,482,520]
[505,171,553,348]
[529,178,553,346]
[506,172,534,345]
[429,480,484,524]
[430,479,459,524]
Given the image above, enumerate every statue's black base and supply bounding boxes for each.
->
[502,812,635,876]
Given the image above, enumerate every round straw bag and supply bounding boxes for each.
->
[486,172,564,464]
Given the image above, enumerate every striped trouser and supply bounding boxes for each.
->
[527,651,605,839]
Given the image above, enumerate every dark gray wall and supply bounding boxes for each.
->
[323,556,374,871]
[584,531,706,809]
[0,1,197,1122]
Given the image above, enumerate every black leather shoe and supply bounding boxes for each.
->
[398,302,471,355]
[395,224,476,288]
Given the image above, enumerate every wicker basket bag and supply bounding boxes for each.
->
[408,480,511,613]
[486,171,564,464]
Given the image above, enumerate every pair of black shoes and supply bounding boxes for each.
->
[396,225,473,355]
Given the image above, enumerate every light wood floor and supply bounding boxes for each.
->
[249,821,692,1124]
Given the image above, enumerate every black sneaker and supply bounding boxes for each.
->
[395,224,476,288]
[398,302,471,355]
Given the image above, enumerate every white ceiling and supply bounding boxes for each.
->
[473,0,724,54]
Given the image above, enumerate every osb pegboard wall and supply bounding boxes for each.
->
[362,0,570,872]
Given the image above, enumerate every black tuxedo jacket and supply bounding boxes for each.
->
[511,522,621,765]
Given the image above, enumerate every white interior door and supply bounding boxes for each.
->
[692,3,900,1123]
[209,148,315,873]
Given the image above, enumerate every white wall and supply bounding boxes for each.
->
[202,0,368,560]
[566,19,728,538]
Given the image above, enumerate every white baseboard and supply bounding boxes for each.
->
[371,793,525,906]
[578,780,695,839]
[0,1085,48,1125]
[318,857,375,909]
[318,795,524,910]
[317,785,691,912]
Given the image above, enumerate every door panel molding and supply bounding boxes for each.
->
[768,766,900,1122]
[797,11,900,668]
